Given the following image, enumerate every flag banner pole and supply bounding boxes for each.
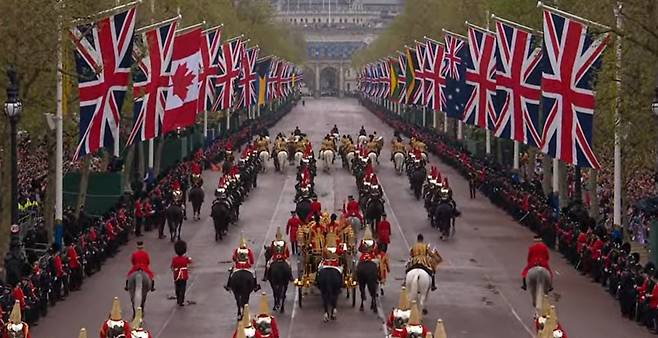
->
[423,36,444,46]
[224,35,244,43]
[136,15,181,34]
[442,29,467,41]
[176,21,206,35]
[71,0,142,24]
[202,23,223,34]
[490,14,542,36]
[465,21,495,35]
[537,1,611,31]
[513,141,520,170]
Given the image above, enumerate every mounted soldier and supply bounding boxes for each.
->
[4,301,30,338]
[263,228,291,282]
[232,304,260,338]
[386,287,411,337]
[401,301,429,338]
[254,292,280,338]
[99,297,131,338]
[225,233,260,291]
[407,234,439,292]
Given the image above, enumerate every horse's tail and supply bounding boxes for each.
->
[535,277,544,314]
[134,272,143,311]
[407,271,420,305]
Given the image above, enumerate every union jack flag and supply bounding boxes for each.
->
[366,64,376,97]
[127,19,178,147]
[279,62,291,98]
[540,9,609,168]
[198,26,222,112]
[396,52,408,104]
[463,25,497,130]
[493,19,543,147]
[413,41,428,105]
[236,47,258,109]
[267,59,282,100]
[213,37,242,111]
[70,7,136,160]
[442,33,467,119]
[378,60,390,99]
[424,38,446,112]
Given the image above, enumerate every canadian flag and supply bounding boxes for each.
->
[163,28,202,134]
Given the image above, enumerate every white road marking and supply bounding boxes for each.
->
[155,275,200,338]
[484,274,534,337]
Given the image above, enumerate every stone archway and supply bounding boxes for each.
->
[303,66,316,95]
[319,66,339,96]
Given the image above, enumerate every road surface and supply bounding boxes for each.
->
[33,98,651,338]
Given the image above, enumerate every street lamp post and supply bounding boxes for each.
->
[4,68,22,226]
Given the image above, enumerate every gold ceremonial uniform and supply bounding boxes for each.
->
[391,141,405,154]
[320,139,335,152]
[367,141,379,153]
[409,242,434,272]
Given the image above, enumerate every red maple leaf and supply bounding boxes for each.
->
[172,62,194,100]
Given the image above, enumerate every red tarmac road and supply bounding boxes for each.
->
[33,98,652,337]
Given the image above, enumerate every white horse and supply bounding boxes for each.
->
[345,151,355,173]
[294,151,304,167]
[404,268,432,315]
[393,152,405,175]
[368,152,378,170]
[277,151,288,174]
[322,149,334,173]
[527,266,551,313]
[421,152,428,162]
[259,151,270,173]
[358,135,368,145]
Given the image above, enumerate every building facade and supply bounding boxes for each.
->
[271,0,403,96]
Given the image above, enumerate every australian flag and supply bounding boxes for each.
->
[441,32,468,119]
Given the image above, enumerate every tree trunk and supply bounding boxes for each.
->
[122,144,135,193]
[542,155,552,196]
[588,169,600,220]
[75,156,91,216]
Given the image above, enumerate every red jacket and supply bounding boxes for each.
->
[100,320,131,338]
[386,311,406,337]
[254,315,279,338]
[270,242,290,261]
[2,325,30,338]
[401,325,429,338]
[134,201,143,218]
[171,255,192,281]
[190,162,202,175]
[286,216,300,242]
[53,255,64,278]
[67,246,80,269]
[12,286,25,310]
[232,248,255,269]
[521,242,552,278]
[589,239,604,260]
[128,250,154,279]
[310,201,322,215]
[376,220,391,244]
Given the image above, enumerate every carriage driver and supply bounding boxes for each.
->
[321,232,344,268]
[521,235,553,291]
[225,233,261,291]
[263,227,291,282]
[408,234,438,291]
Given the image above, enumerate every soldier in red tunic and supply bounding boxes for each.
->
[358,227,377,262]
[99,297,131,338]
[386,287,411,337]
[376,213,392,253]
[66,241,82,291]
[263,228,290,281]
[521,235,553,291]
[285,211,300,255]
[254,292,279,338]
[344,195,364,224]
[233,304,261,338]
[225,233,260,291]
[171,240,192,306]
[3,301,30,338]
[401,301,429,338]
[126,241,155,291]
[310,196,322,216]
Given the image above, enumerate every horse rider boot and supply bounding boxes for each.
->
[5,301,29,338]
[255,292,280,338]
[126,241,155,292]
[130,307,152,338]
[225,234,260,292]
[264,227,291,282]
[387,287,411,337]
[409,235,437,291]
[100,297,131,338]
[521,235,553,291]
[403,301,429,338]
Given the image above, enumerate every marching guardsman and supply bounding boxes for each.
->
[263,227,290,281]
[386,287,411,337]
[171,240,192,306]
[99,297,131,338]
[254,292,280,338]
[233,304,260,338]
[225,233,260,291]
[409,234,438,291]
[401,301,429,338]
[286,211,300,255]
[130,307,152,338]
[3,301,29,338]
[358,226,377,262]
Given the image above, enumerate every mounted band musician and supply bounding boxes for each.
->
[407,234,441,292]
[272,135,287,172]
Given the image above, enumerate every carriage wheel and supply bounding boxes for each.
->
[297,287,303,308]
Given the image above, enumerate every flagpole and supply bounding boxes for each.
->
[613,0,623,229]
[148,0,156,174]
[135,15,181,34]
[55,4,65,247]
[480,15,493,157]
[443,112,448,134]
[537,2,611,31]
[71,0,142,24]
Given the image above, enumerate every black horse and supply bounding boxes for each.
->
[229,269,257,319]
[296,198,312,222]
[211,200,231,241]
[432,202,455,239]
[409,165,427,200]
[356,260,379,313]
[189,186,204,221]
[317,267,343,322]
[364,198,385,234]
[166,204,184,242]
[266,258,292,313]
